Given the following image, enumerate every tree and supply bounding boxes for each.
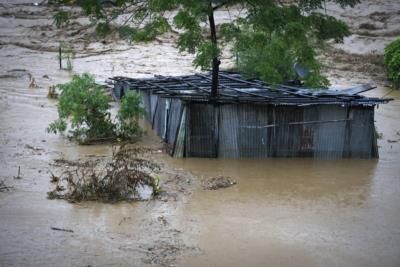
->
[53,0,361,90]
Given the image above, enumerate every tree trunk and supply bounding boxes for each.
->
[208,4,219,99]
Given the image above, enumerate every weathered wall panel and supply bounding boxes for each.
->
[273,106,303,157]
[348,107,375,158]
[301,106,319,158]
[166,99,182,145]
[218,104,239,158]
[173,106,186,158]
[113,81,123,99]
[313,106,348,159]
[237,104,269,158]
[186,103,216,157]
[140,91,151,122]
[153,98,167,139]
[150,94,158,123]
[122,82,130,98]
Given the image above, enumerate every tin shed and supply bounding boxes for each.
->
[111,72,391,159]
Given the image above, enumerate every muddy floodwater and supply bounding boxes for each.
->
[1,1,400,266]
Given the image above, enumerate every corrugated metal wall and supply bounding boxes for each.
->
[179,103,377,159]
[237,104,270,158]
[218,104,239,158]
[166,99,182,146]
[173,106,186,158]
[140,91,152,122]
[150,94,158,123]
[186,103,217,157]
[345,106,376,158]
[115,83,378,159]
[313,105,348,159]
[273,106,304,157]
[113,81,123,99]
[153,97,167,138]
[300,107,319,158]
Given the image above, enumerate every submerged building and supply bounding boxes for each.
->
[111,72,391,159]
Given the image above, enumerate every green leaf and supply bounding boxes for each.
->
[117,91,145,139]
[193,41,220,70]
[53,10,70,28]
[96,22,112,38]
[49,74,115,142]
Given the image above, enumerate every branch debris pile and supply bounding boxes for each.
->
[48,146,161,202]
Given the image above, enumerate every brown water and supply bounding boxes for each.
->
[172,158,399,266]
[1,1,400,266]
[171,85,400,266]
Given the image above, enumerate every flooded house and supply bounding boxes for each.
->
[111,72,391,159]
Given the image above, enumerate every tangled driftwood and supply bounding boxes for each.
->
[48,145,161,202]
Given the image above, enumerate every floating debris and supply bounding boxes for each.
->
[47,85,58,99]
[202,176,237,190]
[29,76,38,88]
[50,227,74,233]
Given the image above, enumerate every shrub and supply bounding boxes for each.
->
[47,73,146,144]
[117,91,146,140]
[384,38,400,89]
[47,73,115,143]
[59,42,74,71]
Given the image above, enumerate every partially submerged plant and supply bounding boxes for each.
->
[59,42,74,71]
[47,146,161,202]
[47,73,115,143]
[48,73,145,144]
[117,91,146,140]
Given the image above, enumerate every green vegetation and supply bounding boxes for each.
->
[47,74,144,144]
[384,38,400,89]
[53,10,70,28]
[59,42,74,71]
[47,73,114,143]
[220,7,351,87]
[52,0,362,89]
[117,91,145,140]
[96,22,112,38]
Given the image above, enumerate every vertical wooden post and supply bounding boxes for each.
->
[59,45,62,69]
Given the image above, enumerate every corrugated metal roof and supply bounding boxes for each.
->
[110,72,392,106]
